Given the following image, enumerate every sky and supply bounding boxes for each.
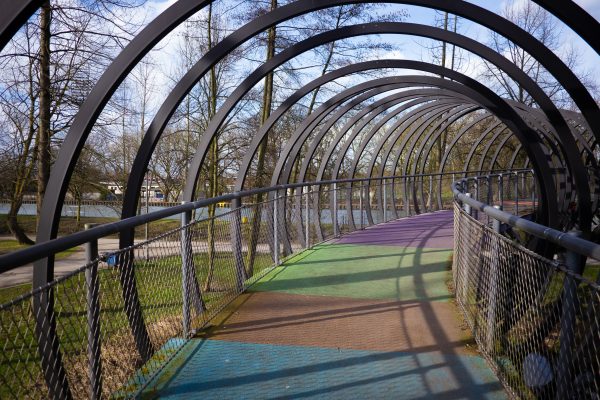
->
[138,0,600,108]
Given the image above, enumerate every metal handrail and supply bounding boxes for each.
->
[452,174,600,261]
[0,169,526,271]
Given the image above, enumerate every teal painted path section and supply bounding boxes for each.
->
[148,339,506,400]
[251,244,453,302]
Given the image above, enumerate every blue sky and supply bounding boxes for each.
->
[140,0,600,107]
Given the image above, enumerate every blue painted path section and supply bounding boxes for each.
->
[150,340,505,400]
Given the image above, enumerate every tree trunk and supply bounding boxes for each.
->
[37,1,52,225]
[7,198,34,245]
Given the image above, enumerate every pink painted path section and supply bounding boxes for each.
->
[336,210,454,248]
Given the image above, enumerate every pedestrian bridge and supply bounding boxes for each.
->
[1,1,600,399]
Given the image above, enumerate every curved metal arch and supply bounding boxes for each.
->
[25,0,600,263]
[475,128,511,173]
[33,0,597,280]
[293,93,464,235]
[308,94,446,185]
[273,86,435,189]
[324,100,469,229]
[178,22,569,217]
[362,103,476,222]
[404,108,493,212]
[295,92,451,182]
[408,106,489,211]
[383,107,487,216]
[268,79,435,189]
[297,96,454,231]
[233,60,420,191]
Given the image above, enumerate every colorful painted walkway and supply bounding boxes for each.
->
[147,210,506,399]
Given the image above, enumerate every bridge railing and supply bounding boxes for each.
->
[0,171,480,399]
[452,174,600,399]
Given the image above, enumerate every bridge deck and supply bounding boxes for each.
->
[146,211,506,399]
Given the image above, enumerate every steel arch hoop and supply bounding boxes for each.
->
[338,101,472,223]
[1,0,593,395]
[424,115,501,209]
[233,59,423,191]
[286,92,447,237]
[272,84,435,189]
[180,22,568,215]
[476,129,512,173]
[381,105,482,216]
[33,0,596,279]
[408,106,487,211]
[266,81,440,242]
[307,95,441,186]
[318,99,467,231]
[404,106,486,212]
[365,103,474,221]
[294,93,459,235]
[294,92,451,184]
[297,94,467,224]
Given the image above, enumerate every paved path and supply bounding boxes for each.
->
[143,211,506,399]
[0,238,271,289]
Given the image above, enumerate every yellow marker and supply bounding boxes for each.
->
[242,216,248,223]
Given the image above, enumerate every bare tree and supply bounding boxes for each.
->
[479,0,597,109]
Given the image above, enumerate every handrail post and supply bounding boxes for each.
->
[359,183,363,229]
[231,194,247,291]
[429,174,433,212]
[485,208,501,354]
[84,224,102,400]
[179,206,192,338]
[305,186,310,249]
[383,180,387,222]
[333,182,338,236]
[474,177,479,220]
[556,230,585,399]
[514,171,519,215]
[464,193,472,216]
[273,192,279,265]
[498,174,504,210]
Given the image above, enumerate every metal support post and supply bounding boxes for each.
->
[333,183,338,236]
[485,208,501,354]
[429,174,433,212]
[464,193,472,216]
[498,174,504,210]
[474,178,479,220]
[514,172,519,215]
[273,193,279,265]
[359,183,363,229]
[179,207,192,337]
[230,194,247,291]
[531,169,536,210]
[383,181,387,222]
[556,230,585,399]
[305,187,310,248]
[84,224,102,400]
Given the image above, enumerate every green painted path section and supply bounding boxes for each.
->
[251,243,453,302]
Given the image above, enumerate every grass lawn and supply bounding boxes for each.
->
[0,250,275,398]
[0,239,79,259]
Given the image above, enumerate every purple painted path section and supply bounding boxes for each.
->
[336,210,454,248]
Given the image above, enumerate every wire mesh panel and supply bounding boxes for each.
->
[453,203,599,399]
[0,173,493,398]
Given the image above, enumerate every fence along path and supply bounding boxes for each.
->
[142,210,506,399]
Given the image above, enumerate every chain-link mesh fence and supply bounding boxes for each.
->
[453,203,599,399]
[0,172,512,398]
